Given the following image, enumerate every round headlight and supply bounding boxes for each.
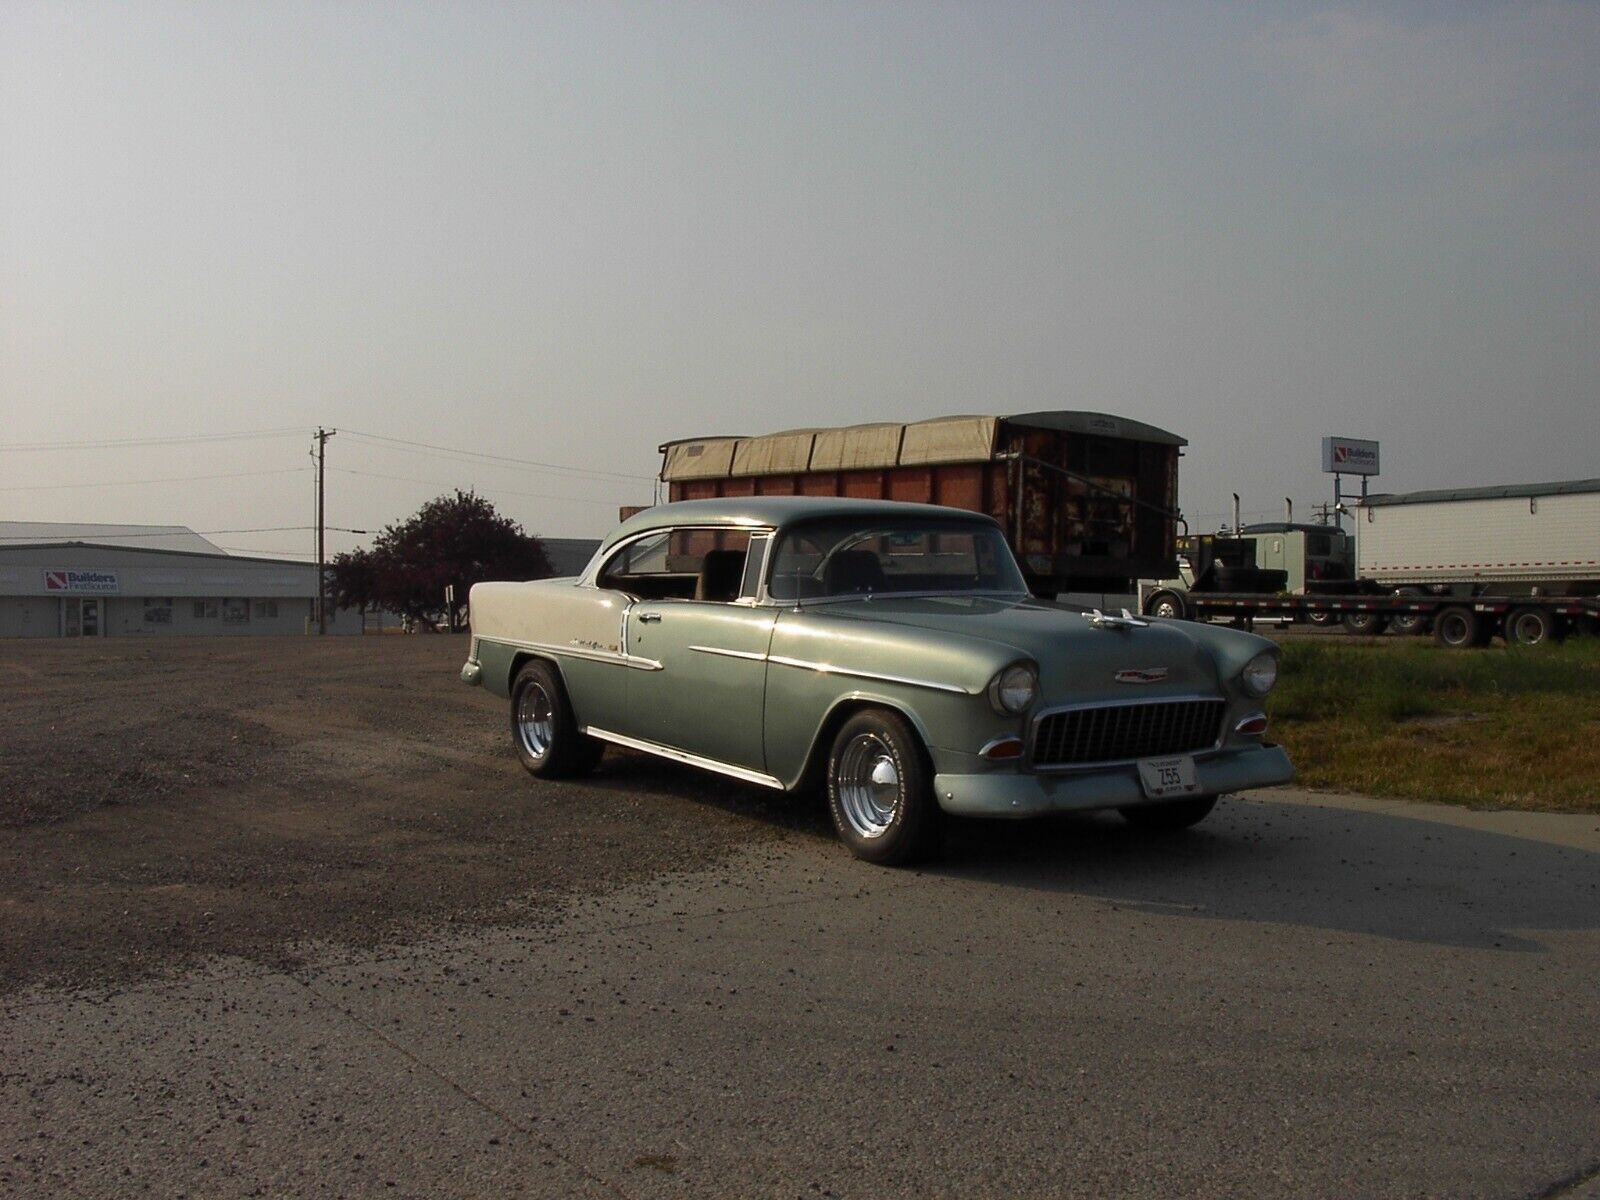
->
[1241,651,1278,697]
[988,663,1039,715]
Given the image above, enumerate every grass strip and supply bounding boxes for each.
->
[1265,636,1600,812]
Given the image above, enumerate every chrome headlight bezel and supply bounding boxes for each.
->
[987,662,1039,715]
[1241,651,1279,697]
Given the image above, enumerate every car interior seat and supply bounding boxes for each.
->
[823,550,886,595]
[695,549,747,602]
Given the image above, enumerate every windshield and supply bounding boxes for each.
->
[767,518,1028,601]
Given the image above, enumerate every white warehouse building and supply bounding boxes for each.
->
[0,522,361,638]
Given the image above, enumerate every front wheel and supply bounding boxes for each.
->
[826,710,941,865]
[1119,795,1219,831]
[510,660,604,778]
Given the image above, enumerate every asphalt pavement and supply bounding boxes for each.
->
[4,788,1598,1199]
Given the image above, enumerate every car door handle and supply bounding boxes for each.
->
[637,612,662,623]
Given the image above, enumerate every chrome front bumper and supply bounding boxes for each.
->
[933,744,1294,818]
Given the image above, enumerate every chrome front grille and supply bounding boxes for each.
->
[1030,698,1226,769]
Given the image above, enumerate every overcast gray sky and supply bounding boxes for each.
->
[3,1,1596,555]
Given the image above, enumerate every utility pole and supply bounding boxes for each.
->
[314,427,336,634]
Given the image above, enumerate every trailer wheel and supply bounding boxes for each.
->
[1305,610,1336,627]
[1434,606,1487,649]
[1341,611,1389,636]
[1143,590,1188,620]
[1389,589,1431,636]
[1504,606,1564,647]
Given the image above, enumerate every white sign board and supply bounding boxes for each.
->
[1321,437,1380,476]
[43,570,121,594]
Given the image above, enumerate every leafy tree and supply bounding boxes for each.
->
[329,547,379,617]
[334,491,553,629]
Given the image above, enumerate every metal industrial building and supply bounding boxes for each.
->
[0,522,361,638]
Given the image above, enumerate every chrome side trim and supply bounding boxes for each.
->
[689,645,770,662]
[766,655,971,695]
[475,634,663,672]
[1027,694,1228,773]
[785,589,1029,609]
[583,726,785,790]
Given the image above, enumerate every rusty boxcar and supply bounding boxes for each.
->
[656,412,1185,598]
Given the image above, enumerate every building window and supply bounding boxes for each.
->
[253,600,279,619]
[193,600,219,619]
[143,598,173,625]
[221,598,250,624]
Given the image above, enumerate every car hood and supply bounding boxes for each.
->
[812,595,1245,699]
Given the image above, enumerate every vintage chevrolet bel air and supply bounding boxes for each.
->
[461,497,1294,864]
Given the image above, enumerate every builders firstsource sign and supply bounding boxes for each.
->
[1321,437,1380,477]
[43,570,121,594]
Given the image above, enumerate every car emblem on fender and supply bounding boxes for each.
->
[1115,668,1169,684]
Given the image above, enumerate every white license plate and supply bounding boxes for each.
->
[1137,755,1199,799]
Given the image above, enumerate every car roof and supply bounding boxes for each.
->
[600,496,1002,551]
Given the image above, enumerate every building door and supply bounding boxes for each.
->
[64,598,102,637]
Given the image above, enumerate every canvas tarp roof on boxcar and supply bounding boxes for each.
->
[658,411,1185,481]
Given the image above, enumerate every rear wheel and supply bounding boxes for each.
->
[1390,589,1431,636]
[1433,606,1487,649]
[1305,610,1337,627]
[1120,795,1219,831]
[1504,606,1564,647]
[510,660,604,778]
[1143,590,1188,620]
[1341,611,1390,636]
[826,709,941,865]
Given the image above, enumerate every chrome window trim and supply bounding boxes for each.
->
[581,524,777,591]
[1026,694,1228,773]
[583,726,784,790]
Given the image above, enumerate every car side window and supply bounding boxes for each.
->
[598,528,753,603]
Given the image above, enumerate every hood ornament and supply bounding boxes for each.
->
[1083,608,1150,631]
[1115,667,1169,684]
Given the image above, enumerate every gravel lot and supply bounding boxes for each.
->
[4,637,1598,1199]
[0,636,808,992]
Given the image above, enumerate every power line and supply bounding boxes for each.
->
[339,428,655,483]
[330,466,637,507]
[0,427,308,452]
[0,467,312,492]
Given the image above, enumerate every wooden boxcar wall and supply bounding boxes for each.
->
[665,428,1178,590]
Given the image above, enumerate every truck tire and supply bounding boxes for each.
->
[1504,606,1564,647]
[1143,590,1188,620]
[1389,589,1431,636]
[1433,606,1487,649]
[1305,610,1337,627]
[1341,611,1389,636]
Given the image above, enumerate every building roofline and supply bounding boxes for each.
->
[1359,478,1600,507]
[0,541,315,568]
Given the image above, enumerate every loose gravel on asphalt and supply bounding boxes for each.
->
[3,637,1598,1198]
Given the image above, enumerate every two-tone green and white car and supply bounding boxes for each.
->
[462,497,1293,864]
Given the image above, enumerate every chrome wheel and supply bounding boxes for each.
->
[516,681,554,759]
[835,733,901,839]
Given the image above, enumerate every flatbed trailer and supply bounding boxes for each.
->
[1139,585,1600,648]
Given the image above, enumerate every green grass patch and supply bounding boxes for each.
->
[1266,637,1600,812]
